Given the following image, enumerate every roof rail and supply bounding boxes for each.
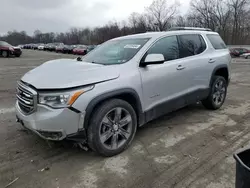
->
[168,27,212,31]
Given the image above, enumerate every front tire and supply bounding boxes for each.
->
[2,51,9,58]
[202,76,227,110]
[87,99,137,157]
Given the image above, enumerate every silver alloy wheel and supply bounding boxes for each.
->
[2,51,8,58]
[99,107,133,150]
[213,80,226,106]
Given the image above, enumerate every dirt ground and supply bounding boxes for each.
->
[0,50,250,188]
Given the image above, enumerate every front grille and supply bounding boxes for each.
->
[16,81,37,114]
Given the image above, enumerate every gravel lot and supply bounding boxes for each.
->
[1,50,250,188]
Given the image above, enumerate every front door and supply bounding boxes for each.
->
[139,35,190,118]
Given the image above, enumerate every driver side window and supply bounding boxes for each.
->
[147,36,179,61]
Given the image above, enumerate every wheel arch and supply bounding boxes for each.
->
[210,65,229,87]
[84,88,145,130]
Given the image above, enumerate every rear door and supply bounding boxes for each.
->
[177,34,210,94]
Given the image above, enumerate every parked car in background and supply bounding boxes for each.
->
[55,44,64,53]
[44,43,51,51]
[230,48,240,57]
[30,44,36,49]
[47,44,55,52]
[17,45,24,49]
[33,43,44,50]
[61,45,75,54]
[230,48,250,57]
[23,44,33,49]
[24,44,31,49]
[241,53,250,59]
[15,28,231,156]
[38,44,45,50]
[48,43,64,52]
[73,45,87,55]
[0,41,22,57]
[33,44,39,50]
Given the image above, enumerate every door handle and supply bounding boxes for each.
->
[208,59,216,63]
[176,65,185,70]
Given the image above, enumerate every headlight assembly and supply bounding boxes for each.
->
[38,85,94,108]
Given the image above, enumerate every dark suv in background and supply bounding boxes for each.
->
[62,45,77,54]
[0,41,22,58]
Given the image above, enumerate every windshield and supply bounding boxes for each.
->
[83,38,149,65]
[0,41,12,47]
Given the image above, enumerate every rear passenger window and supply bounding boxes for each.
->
[206,34,227,49]
[178,34,206,58]
[147,36,179,61]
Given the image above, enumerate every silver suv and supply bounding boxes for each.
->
[16,28,231,156]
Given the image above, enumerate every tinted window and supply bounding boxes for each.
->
[178,34,206,58]
[206,34,227,49]
[147,36,179,61]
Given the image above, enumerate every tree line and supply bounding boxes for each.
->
[1,0,250,46]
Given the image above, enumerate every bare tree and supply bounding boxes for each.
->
[175,16,187,27]
[212,0,231,42]
[190,0,217,29]
[228,0,250,44]
[146,0,180,31]
[2,0,250,46]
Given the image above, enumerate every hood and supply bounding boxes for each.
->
[21,59,120,89]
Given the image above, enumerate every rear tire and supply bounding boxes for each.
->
[202,76,227,110]
[87,99,137,157]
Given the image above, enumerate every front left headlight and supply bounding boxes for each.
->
[38,85,94,108]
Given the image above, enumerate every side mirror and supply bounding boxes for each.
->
[76,57,82,61]
[141,54,165,67]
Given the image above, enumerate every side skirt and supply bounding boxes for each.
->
[143,89,210,124]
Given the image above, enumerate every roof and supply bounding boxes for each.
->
[112,30,218,41]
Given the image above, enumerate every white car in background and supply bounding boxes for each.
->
[38,44,45,50]
[241,53,250,59]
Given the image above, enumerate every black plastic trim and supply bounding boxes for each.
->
[68,106,81,114]
[66,131,87,142]
[84,88,145,129]
[145,89,209,123]
[209,64,229,87]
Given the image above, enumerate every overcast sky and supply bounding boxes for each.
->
[1,0,190,35]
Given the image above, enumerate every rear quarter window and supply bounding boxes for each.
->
[206,34,227,50]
